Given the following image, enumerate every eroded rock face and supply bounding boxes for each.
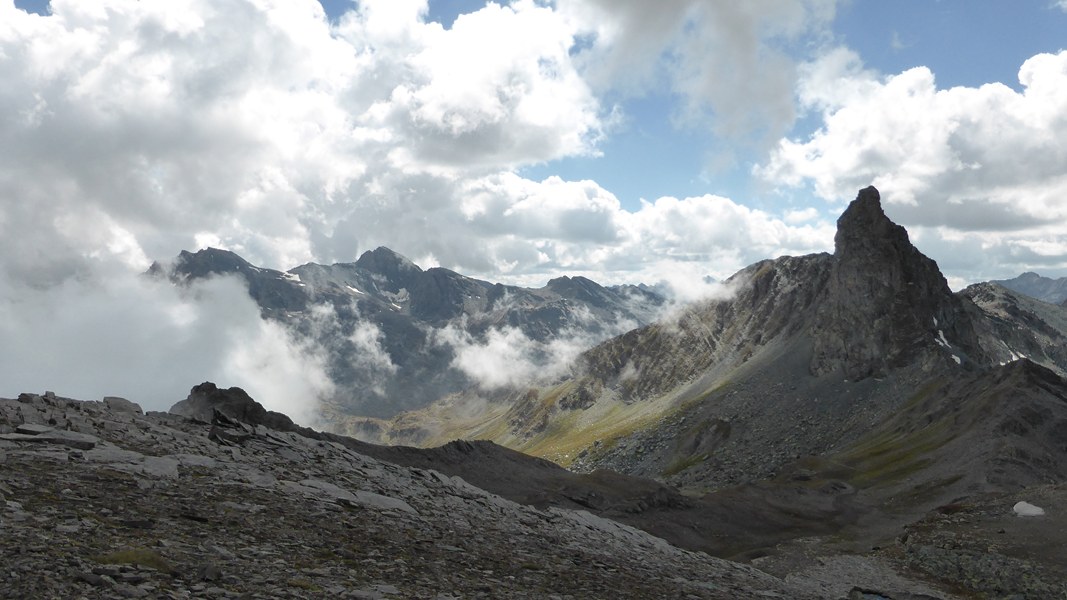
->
[0,389,814,599]
[961,281,1067,376]
[570,253,832,406]
[810,186,982,379]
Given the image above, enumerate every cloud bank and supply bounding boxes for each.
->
[0,272,333,424]
[0,0,837,291]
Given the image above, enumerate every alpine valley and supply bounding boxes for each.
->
[5,187,1067,598]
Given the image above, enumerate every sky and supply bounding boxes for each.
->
[2,0,1067,411]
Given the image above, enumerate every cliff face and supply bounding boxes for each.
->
[570,253,831,406]
[810,186,983,379]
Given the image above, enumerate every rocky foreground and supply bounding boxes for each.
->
[1,389,822,600]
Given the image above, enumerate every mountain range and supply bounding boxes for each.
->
[5,185,1067,596]
[345,187,1067,595]
[149,245,665,420]
[379,188,1067,466]
[993,271,1067,304]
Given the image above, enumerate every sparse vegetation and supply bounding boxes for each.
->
[662,452,708,477]
[92,548,172,573]
[286,578,320,591]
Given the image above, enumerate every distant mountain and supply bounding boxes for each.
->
[960,281,1067,371]
[992,271,1067,304]
[150,247,665,419]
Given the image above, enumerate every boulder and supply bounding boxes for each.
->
[169,382,295,430]
[103,396,143,415]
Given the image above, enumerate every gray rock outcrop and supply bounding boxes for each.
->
[810,186,982,379]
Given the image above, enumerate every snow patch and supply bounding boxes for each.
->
[345,285,365,295]
[951,355,961,365]
[935,330,951,348]
[1001,342,1026,363]
[280,272,301,283]
[1013,501,1045,517]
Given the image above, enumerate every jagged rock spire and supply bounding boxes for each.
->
[810,186,982,379]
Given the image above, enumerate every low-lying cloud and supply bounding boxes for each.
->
[434,306,641,392]
[0,270,333,425]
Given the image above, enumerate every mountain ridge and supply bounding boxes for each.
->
[376,187,1067,497]
[149,245,666,419]
[993,270,1067,304]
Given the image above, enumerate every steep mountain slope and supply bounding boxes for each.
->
[150,246,663,419]
[348,186,1067,596]
[809,358,1067,503]
[993,271,1067,304]
[809,187,982,378]
[382,187,1067,496]
[382,189,972,466]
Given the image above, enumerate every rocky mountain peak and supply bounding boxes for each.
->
[354,246,422,293]
[355,246,421,275]
[811,186,981,379]
[546,275,610,305]
[833,186,906,256]
[171,247,253,278]
[993,271,1067,304]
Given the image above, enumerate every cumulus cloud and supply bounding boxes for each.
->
[0,271,333,425]
[0,0,839,286]
[759,48,1067,282]
[0,0,607,277]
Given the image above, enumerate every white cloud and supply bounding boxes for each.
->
[0,0,607,279]
[0,271,333,425]
[759,49,1067,283]
[435,306,640,391]
[784,207,820,224]
[449,173,835,289]
[557,0,839,146]
[0,0,839,289]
